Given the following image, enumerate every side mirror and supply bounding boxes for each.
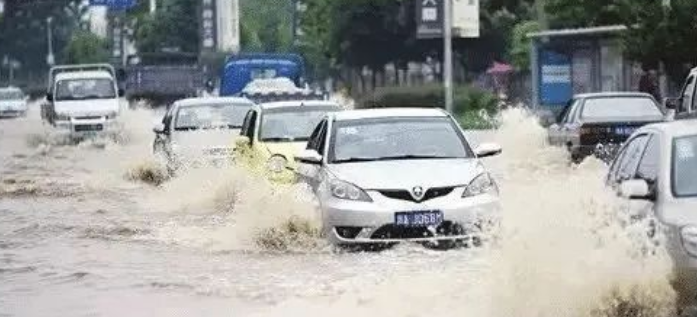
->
[474,143,502,158]
[295,149,323,164]
[235,136,251,148]
[619,179,654,200]
[118,88,125,97]
[153,123,165,134]
[46,93,53,102]
[663,97,680,110]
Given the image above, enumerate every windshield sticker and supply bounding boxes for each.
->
[676,139,695,160]
[342,127,358,135]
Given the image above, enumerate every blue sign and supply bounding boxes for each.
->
[89,0,137,10]
[539,49,572,106]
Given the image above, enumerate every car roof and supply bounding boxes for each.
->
[574,91,655,99]
[639,119,697,139]
[331,107,448,121]
[0,86,22,92]
[257,100,340,110]
[174,96,254,107]
[55,71,114,81]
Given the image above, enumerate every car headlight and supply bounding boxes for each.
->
[55,113,71,121]
[267,155,287,173]
[462,173,498,198]
[681,226,697,257]
[106,112,118,120]
[329,179,372,202]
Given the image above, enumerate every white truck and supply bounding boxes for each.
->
[41,64,124,138]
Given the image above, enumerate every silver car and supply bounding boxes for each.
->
[0,86,28,118]
[606,119,697,307]
[295,108,503,248]
[153,97,254,171]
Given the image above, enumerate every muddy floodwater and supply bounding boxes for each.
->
[0,102,679,317]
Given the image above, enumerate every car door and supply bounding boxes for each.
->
[560,99,582,146]
[631,133,661,237]
[607,133,651,188]
[296,119,327,191]
[549,100,574,145]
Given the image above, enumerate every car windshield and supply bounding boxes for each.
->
[259,105,339,142]
[581,97,663,119]
[329,117,472,163]
[174,103,252,130]
[55,78,116,101]
[0,90,24,100]
[672,135,697,197]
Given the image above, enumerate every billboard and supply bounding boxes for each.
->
[539,49,573,106]
[200,0,218,53]
[89,0,137,10]
[416,0,443,39]
[452,0,479,38]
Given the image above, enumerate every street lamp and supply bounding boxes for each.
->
[46,17,55,66]
[443,0,453,113]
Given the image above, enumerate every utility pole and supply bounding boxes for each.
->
[443,0,453,114]
[46,17,55,66]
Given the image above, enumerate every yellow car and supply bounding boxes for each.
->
[234,100,342,183]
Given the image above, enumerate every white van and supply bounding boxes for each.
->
[42,64,123,137]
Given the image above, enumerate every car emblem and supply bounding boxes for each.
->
[411,186,425,201]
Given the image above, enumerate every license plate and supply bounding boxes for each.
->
[395,210,443,227]
[615,126,636,136]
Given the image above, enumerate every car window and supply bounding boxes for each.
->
[329,117,473,163]
[636,134,660,184]
[316,121,329,155]
[672,135,697,197]
[566,99,581,123]
[307,119,327,151]
[580,97,663,119]
[615,134,650,182]
[246,111,257,141]
[556,103,572,124]
[680,75,695,113]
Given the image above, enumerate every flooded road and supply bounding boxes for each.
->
[0,102,678,316]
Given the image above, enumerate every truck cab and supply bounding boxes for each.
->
[42,64,124,137]
[666,67,697,120]
[219,53,305,97]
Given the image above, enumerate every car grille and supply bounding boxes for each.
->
[74,124,104,132]
[378,186,455,202]
[75,116,103,120]
[371,221,465,240]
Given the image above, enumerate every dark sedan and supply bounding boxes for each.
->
[547,92,668,163]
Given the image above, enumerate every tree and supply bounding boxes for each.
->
[133,0,199,54]
[63,30,109,64]
[509,20,540,71]
[239,0,293,53]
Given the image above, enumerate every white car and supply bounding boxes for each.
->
[153,97,254,171]
[295,108,503,249]
[606,119,697,307]
[0,86,28,117]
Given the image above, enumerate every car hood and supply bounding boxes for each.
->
[172,129,240,151]
[262,141,308,159]
[54,99,120,116]
[327,158,485,190]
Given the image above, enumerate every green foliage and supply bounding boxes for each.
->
[133,0,199,54]
[63,30,109,64]
[359,84,498,116]
[239,0,293,53]
[509,20,540,71]
[545,0,624,29]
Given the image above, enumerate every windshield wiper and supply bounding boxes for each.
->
[334,155,462,163]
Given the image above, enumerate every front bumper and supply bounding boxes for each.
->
[0,105,27,117]
[321,191,501,245]
[54,117,120,137]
